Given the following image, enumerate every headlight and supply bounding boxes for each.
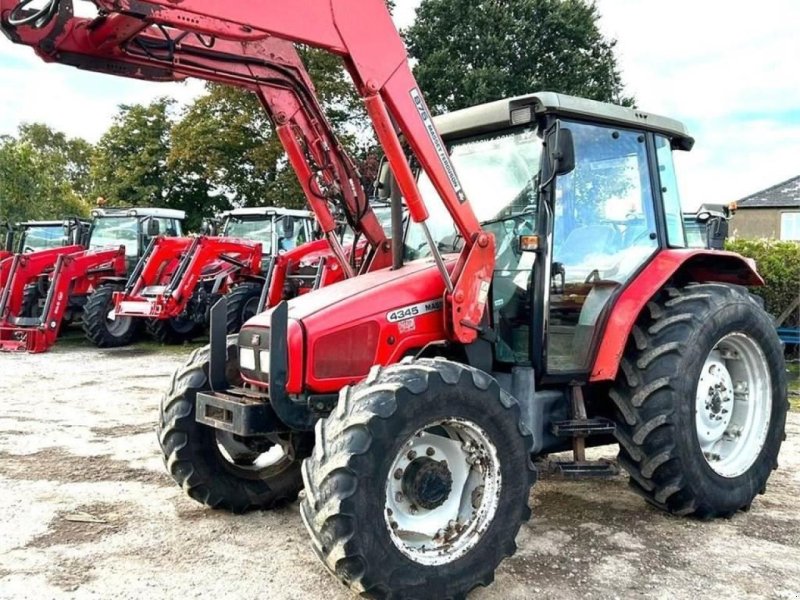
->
[240,347,256,370]
[259,349,270,371]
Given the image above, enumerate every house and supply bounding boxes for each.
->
[731,175,800,240]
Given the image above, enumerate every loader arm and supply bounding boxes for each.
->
[0,0,494,343]
[114,236,263,319]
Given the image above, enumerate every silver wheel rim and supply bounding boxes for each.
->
[695,332,772,478]
[384,418,501,566]
[105,308,132,336]
[215,431,290,471]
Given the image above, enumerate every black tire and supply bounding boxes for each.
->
[21,283,43,318]
[225,282,263,334]
[146,317,200,344]
[158,337,311,513]
[301,358,536,599]
[610,283,788,519]
[82,284,141,348]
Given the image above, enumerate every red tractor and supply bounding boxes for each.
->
[112,207,320,344]
[0,206,184,352]
[2,2,788,599]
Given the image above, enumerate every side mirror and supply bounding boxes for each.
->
[201,219,216,235]
[540,122,575,192]
[552,128,575,176]
[146,218,160,237]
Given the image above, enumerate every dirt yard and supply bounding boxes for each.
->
[1,338,799,599]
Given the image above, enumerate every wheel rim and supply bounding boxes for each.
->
[384,418,502,566]
[105,307,132,336]
[695,332,772,478]
[215,431,294,478]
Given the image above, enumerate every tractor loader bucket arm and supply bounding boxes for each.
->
[0,2,388,276]
[114,236,263,318]
[0,0,493,343]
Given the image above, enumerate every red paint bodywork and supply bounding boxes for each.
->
[590,249,763,382]
[0,246,126,353]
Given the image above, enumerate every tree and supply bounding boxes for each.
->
[90,98,212,230]
[0,125,91,224]
[405,0,633,113]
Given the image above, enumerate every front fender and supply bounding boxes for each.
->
[590,249,762,382]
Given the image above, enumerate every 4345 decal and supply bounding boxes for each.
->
[386,299,443,323]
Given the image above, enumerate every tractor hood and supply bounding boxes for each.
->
[241,257,454,394]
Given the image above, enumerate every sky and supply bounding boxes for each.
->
[1,0,799,209]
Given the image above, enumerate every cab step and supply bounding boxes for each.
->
[551,417,616,437]
[535,458,619,479]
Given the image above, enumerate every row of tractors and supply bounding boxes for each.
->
[0,205,375,353]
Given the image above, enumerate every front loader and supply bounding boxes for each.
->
[113,207,317,344]
[2,2,788,599]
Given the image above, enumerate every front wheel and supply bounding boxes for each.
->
[158,337,311,513]
[82,284,140,348]
[611,284,788,519]
[146,316,200,345]
[301,358,536,599]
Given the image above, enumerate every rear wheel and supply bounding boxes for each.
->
[82,284,140,348]
[146,316,200,344]
[301,358,536,599]
[611,284,788,519]
[158,337,311,513]
[225,282,263,334]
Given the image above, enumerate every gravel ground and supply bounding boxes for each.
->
[1,338,799,599]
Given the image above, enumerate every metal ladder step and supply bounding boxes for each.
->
[551,417,616,437]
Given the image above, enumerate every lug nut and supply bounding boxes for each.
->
[394,468,403,480]
[390,520,398,530]
[407,450,417,460]
[426,447,435,456]
[395,491,404,502]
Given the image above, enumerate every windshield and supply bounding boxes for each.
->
[224,217,274,253]
[20,225,66,252]
[407,128,542,259]
[89,217,140,257]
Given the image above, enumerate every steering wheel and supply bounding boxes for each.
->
[24,246,35,253]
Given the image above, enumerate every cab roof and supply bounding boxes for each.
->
[433,91,694,151]
[91,207,186,220]
[222,207,312,219]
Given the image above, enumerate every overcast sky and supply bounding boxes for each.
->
[1,0,798,209]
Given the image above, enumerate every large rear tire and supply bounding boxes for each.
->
[301,358,536,599]
[225,282,263,334]
[82,284,140,348]
[158,337,311,513]
[611,284,788,519]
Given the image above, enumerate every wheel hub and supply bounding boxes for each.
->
[694,334,772,478]
[401,457,453,510]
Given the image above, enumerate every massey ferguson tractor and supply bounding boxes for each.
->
[0,206,184,352]
[2,1,788,598]
[112,207,317,344]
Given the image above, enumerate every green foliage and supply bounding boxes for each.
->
[726,238,800,327]
[406,0,633,113]
[0,125,91,224]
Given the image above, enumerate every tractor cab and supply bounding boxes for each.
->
[6,217,88,254]
[87,207,185,271]
[220,207,314,258]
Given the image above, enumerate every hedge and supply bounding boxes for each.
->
[726,238,800,327]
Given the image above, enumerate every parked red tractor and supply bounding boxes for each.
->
[2,2,788,599]
[0,206,184,352]
[112,207,318,344]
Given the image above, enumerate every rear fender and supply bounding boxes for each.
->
[590,249,762,382]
